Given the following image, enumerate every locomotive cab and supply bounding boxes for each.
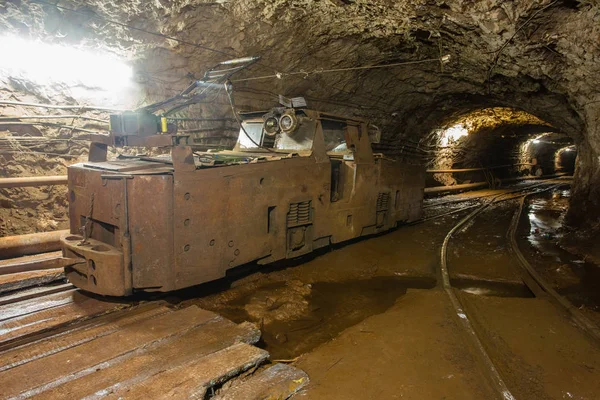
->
[60,107,424,296]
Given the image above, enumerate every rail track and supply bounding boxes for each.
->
[0,177,594,399]
[439,181,600,399]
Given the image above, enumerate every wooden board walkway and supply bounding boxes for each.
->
[0,288,308,399]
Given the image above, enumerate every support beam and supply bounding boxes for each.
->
[0,176,68,188]
[0,230,68,259]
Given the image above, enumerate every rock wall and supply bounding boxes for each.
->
[0,0,599,234]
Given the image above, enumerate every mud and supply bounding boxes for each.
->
[447,200,524,282]
[204,276,435,360]
[185,214,455,360]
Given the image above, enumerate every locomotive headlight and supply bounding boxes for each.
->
[263,116,280,136]
[279,112,298,133]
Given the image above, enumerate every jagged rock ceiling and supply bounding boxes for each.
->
[1,0,599,227]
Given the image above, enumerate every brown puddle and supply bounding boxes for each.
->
[522,188,600,310]
[213,276,435,359]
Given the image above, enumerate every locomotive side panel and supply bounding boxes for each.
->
[129,174,174,291]
[172,156,331,290]
[173,172,231,289]
[378,159,425,223]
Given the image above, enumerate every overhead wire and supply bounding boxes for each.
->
[18,0,453,152]
[0,100,123,112]
[232,57,447,83]
[26,0,436,112]
[0,115,108,123]
[0,121,100,133]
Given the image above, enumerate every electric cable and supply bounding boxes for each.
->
[224,81,275,153]
[25,0,427,111]
[0,100,123,112]
[0,115,108,123]
[0,122,101,133]
[232,57,448,83]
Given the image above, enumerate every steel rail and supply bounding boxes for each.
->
[508,192,600,342]
[438,181,574,400]
[439,193,517,400]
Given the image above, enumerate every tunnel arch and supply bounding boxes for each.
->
[0,0,598,232]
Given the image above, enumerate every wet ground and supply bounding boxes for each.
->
[172,181,600,398]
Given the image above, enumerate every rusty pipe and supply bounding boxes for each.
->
[426,163,534,173]
[0,230,68,259]
[424,182,489,194]
[0,175,68,189]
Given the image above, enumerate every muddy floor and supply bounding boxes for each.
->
[168,182,600,398]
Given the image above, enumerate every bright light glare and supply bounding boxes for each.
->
[0,35,132,90]
[439,124,468,147]
[532,139,540,144]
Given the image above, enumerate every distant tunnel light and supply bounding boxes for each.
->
[439,124,468,147]
[532,139,541,144]
[0,35,132,90]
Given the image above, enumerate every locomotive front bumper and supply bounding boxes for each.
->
[61,233,131,296]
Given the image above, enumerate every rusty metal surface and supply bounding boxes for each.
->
[63,107,425,295]
[0,175,68,188]
[0,230,68,260]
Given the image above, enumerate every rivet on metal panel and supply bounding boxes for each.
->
[228,240,234,247]
[184,219,191,226]
[234,249,240,256]
[209,239,215,246]
[184,244,190,252]
[184,192,191,200]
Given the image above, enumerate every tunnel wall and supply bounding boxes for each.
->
[568,105,600,228]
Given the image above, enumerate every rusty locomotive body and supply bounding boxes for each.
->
[61,108,425,296]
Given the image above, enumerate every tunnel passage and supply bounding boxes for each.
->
[0,0,599,236]
[419,107,575,191]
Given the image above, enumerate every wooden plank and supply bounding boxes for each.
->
[0,290,128,346]
[0,304,170,372]
[0,283,73,307]
[0,268,65,294]
[0,251,62,274]
[32,320,261,399]
[215,363,309,400]
[0,306,216,398]
[0,289,78,322]
[104,343,269,400]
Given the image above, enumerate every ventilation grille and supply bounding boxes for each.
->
[377,192,390,211]
[287,200,312,226]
